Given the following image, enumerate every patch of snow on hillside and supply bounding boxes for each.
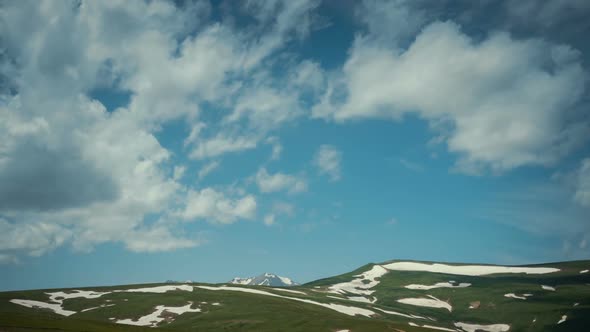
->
[271,288,306,295]
[117,285,193,293]
[504,293,528,300]
[47,290,111,302]
[348,296,376,303]
[116,302,200,327]
[405,281,471,290]
[196,285,375,317]
[81,304,115,312]
[375,307,430,320]
[541,285,556,291]
[397,295,452,312]
[580,269,589,274]
[10,299,76,316]
[383,262,559,276]
[557,315,567,324]
[454,322,510,332]
[328,265,388,302]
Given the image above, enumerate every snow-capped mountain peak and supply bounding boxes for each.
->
[229,273,298,287]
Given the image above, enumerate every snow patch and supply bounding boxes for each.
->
[81,304,115,312]
[557,315,567,324]
[504,293,529,300]
[196,285,375,317]
[116,302,200,327]
[397,295,452,312]
[347,296,376,304]
[375,307,430,320]
[9,299,76,316]
[271,288,307,295]
[405,281,471,290]
[328,265,388,302]
[383,262,559,276]
[47,290,110,303]
[454,322,510,332]
[580,270,589,274]
[117,285,193,293]
[541,285,556,291]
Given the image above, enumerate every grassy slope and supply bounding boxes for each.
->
[1,260,589,331]
[307,260,590,331]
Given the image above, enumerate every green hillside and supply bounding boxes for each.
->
[1,260,589,332]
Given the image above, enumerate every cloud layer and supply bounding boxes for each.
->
[0,0,588,263]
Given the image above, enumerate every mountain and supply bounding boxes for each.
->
[229,272,298,287]
[165,280,194,284]
[2,259,590,331]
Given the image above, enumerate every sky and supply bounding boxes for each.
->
[1,0,590,291]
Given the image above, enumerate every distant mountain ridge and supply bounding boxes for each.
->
[229,273,298,287]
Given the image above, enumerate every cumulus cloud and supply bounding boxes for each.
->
[0,0,322,261]
[0,219,72,257]
[179,188,257,224]
[314,18,588,174]
[314,145,342,181]
[255,168,308,193]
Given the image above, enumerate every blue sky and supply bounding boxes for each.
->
[1,0,590,291]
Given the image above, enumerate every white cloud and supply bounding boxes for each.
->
[314,18,588,174]
[266,136,283,160]
[263,214,276,226]
[189,135,258,160]
[0,219,72,257]
[0,0,324,262]
[228,86,304,132]
[0,0,295,260]
[314,145,342,181]
[180,188,257,224]
[173,165,186,181]
[198,161,220,180]
[124,226,199,253]
[263,201,295,226]
[255,168,308,193]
